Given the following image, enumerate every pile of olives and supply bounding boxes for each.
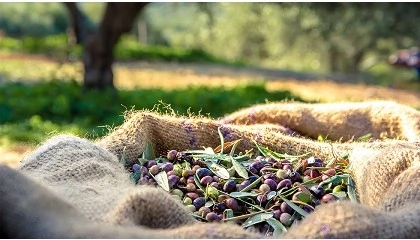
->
[128,146,356,236]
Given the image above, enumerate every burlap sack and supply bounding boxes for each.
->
[1,100,419,238]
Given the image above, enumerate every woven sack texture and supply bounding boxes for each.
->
[0,100,418,238]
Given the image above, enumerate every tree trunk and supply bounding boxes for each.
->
[63,3,95,45]
[83,3,148,90]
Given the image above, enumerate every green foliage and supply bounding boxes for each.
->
[0,34,246,66]
[0,80,305,144]
[0,3,68,37]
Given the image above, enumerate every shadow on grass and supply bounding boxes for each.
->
[0,79,307,145]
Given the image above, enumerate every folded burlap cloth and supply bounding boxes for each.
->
[1,101,419,238]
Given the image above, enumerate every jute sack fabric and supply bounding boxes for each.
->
[0,101,419,238]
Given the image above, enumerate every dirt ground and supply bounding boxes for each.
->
[1,54,420,168]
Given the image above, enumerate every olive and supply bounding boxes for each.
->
[183,197,192,205]
[218,194,230,203]
[277,179,292,190]
[185,205,196,212]
[185,192,199,201]
[309,169,321,179]
[276,169,289,180]
[149,165,160,176]
[132,164,141,172]
[259,183,271,194]
[266,157,277,163]
[214,203,227,213]
[272,162,283,169]
[205,212,220,222]
[193,197,206,210]
[264,179,277,191]
[182,169,195,178]
[280,202,294,214]
[324,169,336,177]
[198,206,211,218]
[309,185,325,198]
[279,213,292,226]
[237,180,250,191]
[167,170,177,176]
[256,194,267,205]
[273,210,282,220]
[196,168,213,179]
[192,165,201,173]
[200,176,213,186]
[283,165,293,171]
[223,180,237,193]
[186,176,195,184]
[289,171,302,182]
[186,183,197,192]
[167,150,178,162]
[250,161,264,171]
[146,160,157,169]
[168,175,180,188]
[161,162,174,172]
[210,182,220,190]
[225,198,240,211]
[248,176,258,182]
[321,194,337,204]
[249,166,259,175]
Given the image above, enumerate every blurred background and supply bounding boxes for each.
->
[1,2,420,166]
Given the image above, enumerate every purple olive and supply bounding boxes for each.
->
[273,210,282,220]
[249,166,259,175]
[213,176,220,182]
[167,150,178,162]
[185,192,199,201]
[138,176,149,185]
[223,180,237,193]
[264,179,277,191]
[237,180,250,191]
[283,165,293,171]
[210,182,220,190]
[277,179,292,190]
[198,206,211,218]
[140,166,149,177]
[168,175,180,188]
[280,202,294,214]
[218,194,230,203]
[272,162,283,169]
[225,198,240,211]
[250,161,264,171]
[309,185,325,198]
[321,194,337,204]
[193,197,206,210]
[132,164,141,172]
[200,176,213,186]
[289,171,302,182]
[214,203,227,213]
[205,212,220,222]
[161,162,174,172]
[149,165,160,175]
[266,157,277,163]
[256,194,267,205]
[187,176,195,184]
[196,168,213,179]
[145,160,157,168]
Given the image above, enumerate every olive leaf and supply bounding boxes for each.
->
[223,209,235,219]
[230,156,249,179]
[217,126,225,154]
[241,212,273,228]
[347,176,359,203]
[142,141,156,160]
[318,174,350,188]
[330,191,348,200]
[229,139,242,156]
[120,146,127,166]
[267,191,277,201]
[252,140,309,160]
[151,171,170,192]
[205,161,230,179]
[130,171,141,184]
[240,176,263,192]
[266,217,288,236]
[279,196,309,218]
[194,174,206,192]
